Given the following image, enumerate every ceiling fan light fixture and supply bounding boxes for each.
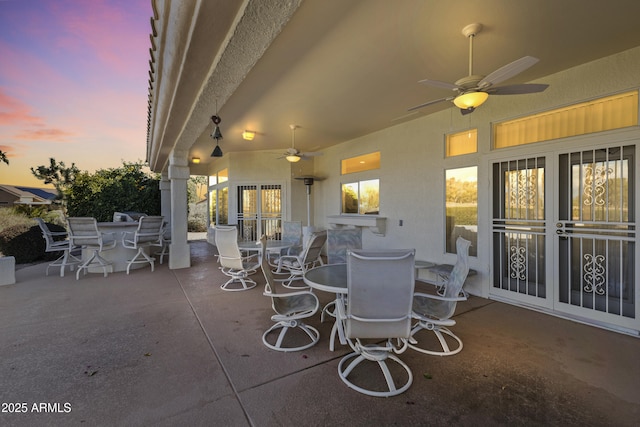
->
[286,154,301,163]
[453,91,489,109]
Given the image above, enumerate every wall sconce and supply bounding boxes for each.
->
[242,130,255,141]
[210,115,223,157]
[192,157,200,164]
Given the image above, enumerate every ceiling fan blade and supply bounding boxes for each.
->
[408,96,454,112]
[300,152,323,158]
[478,56,539,88]
[488,83,549,95]
[418,79,459,91]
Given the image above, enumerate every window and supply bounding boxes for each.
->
[446,129,477,157]
[445,167,477,256]
[494,91,638,149]
[342,179,379,215]
[209,169,229,226]
[341,152,380,174]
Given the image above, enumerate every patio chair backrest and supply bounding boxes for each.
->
[35,218,66,251]
[300,230,327,265]
[346,249,415,339]
[327,228,362,264]
[67,217,102,247]
[281,221,302,246]
[215,225,244,270]
[134,216,164,245]
[443,237,471,300]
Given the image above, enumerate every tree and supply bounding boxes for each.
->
[0,150,8,166]
[65,161,161,221]
[31,158,79,195]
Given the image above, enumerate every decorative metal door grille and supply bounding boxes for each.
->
[237,184,282,241]
[557,146,636,318]
[492,157,546,298]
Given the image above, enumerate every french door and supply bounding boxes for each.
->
[491,141,637,331]
[236,184,283,241]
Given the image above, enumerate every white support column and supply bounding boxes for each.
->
[160,173,171,225]
[168,150,191,269]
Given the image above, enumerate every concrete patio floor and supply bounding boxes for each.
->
[1,239,639,426]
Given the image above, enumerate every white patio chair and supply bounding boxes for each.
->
[122,216,164,274]
[259,235,320,352]
[215,225,259,291]
[67,217,117,280]
[336,249,416,397]
[268,221,302,271]
[273,230,327,289]
[322,227,363,325]
[35,218,81,277]
[408,237,471,356]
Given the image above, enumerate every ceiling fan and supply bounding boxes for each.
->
[409,23,549,115]
[279,124,323,163]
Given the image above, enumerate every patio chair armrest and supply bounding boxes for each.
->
[413,292,467,302]
[48,231,68,237]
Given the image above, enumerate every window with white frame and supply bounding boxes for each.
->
[209,169,228,226]
[445,166,477,256]
[341,152,380,215]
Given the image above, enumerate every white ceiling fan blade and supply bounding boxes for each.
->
[408,96,454,112]
[488,83,549,95]
[300,152,323,158]
[478,56,539,88]
[418,79,459,91]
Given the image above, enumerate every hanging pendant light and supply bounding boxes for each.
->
[210,114,223,157]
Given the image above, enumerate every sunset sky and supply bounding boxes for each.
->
[0,0,152,188]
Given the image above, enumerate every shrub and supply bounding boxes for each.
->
[0,221,66,264]
[188,218,207,232]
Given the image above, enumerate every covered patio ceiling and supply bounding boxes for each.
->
[147,0,640,171]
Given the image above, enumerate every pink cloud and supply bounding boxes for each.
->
[0,89,43,126]
[15,128,75,141]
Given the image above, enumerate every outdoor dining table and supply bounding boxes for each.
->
[303,263,348,350]
[84,222,148,273]
[237,239,292,260]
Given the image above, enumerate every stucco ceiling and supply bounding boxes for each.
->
[161,0,640,167]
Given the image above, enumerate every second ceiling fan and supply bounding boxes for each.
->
[279,125,323,162]
[409,23,549,115]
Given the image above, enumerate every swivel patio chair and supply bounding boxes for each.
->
[67,217,117,280]
[336,249,416,397]
[122,216,164,274]
[408,237,470,356]
[322,227,363,324]
[35,218,81,277]
[273,230,327,289]
[268,221,302,271]
[259,235,320,352]
[215,225,259,291]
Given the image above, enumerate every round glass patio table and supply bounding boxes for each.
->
[237,239,292,253]
[303,263,347,294]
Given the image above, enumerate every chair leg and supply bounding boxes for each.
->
[338,351,413,397]
[220,274,257,291]
[408,322,463,356]
[262,321,320,352]
[126,247,155,274]
[76,250,113,280]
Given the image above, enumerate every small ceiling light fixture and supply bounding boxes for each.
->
[192,157,201,164]
[210,114,223,157]
[453,91,489,110]
[242,130,255,141]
